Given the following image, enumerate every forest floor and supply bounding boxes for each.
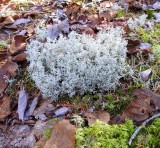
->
[0,0,160,147]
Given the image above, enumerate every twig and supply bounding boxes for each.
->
[129,113,160,145]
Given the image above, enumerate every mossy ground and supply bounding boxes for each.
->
[76,118,160,148]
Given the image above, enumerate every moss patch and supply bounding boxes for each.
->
[76,119,135,148]
[133,118,160,148]
[43,128,52,140]
[137,24,160,56]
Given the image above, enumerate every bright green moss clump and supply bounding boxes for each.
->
[137,24,160,55]
[133,118,160,148]
[76,119,135,148]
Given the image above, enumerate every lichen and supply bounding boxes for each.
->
[26,27,133,100]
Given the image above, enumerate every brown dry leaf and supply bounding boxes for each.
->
[0,0,10,4]
[88,15,103,28]
[120,88,160,123]
[33,99,55,120]
[77,15,88,24]
[27,25,34,36]
[84,27,95,36]
[3,60,18,77]
[65,3,81,19]
[11,53,27,62]
[100,1,113,7]
[23,11,38,18]
[127,45,139,54]
[0,60,18,94]
[84,110,110,125]
[127,37,141,45]
[134,88,160,110]
[8,35,27,55]
[2,16,15,25]
[120,96,152,123]
[0,95,11,120]
[43,120,76,148]
[100,10,117,21]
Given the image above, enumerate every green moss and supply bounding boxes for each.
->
[116,10,126,18]
[137,24,160,55]
[133,118,160,148]
[47,118,58,124]
[76,119,135,148]
[43,128,52,140]
[6,68,37,100]
[104,96,131,115]
[0,40,7,50]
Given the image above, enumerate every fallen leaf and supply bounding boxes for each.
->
[120,96,152,123]
[139,42,152,53]
[18,30,27,35]
[84,27,95,36]
[120,88,160,124]
[153,2,160,10]
[47,18,69,40]
[12,18,30,27]
[0,16,15,28]
[27,25,34,35]
[18,89,28,121]
[44,120,76,148]
[0,60,18,94]
[88,15,103,28]
[0,95,11,120]
[127,37,141,45]
[134,88,160,110]
[8,35,27,55]
[3,60,18,77]
[54,107,69,117]
[140,68,152,81]
[153,13,160,21]
[33,99,55,120]
[23,11,38,18]
[127,45,139,54]
[11,53,27,62]
[84,110,110,125]
[25,97,39,120]
[100,10,117,21]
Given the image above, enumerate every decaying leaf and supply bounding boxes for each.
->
[120,96,152,123]
[0,60,18,94]
[134,88,160,110]
[11,53,27,62]
[12,18,30,27]
[18,89,28,121]
[139,42,152,53]
[25,97,39,120]
[83,110,110,125]
[140,68,152,81]
[0,95,11,120]
[153,2,160,10]
[43,120,76,148]
[100,10,117,21]
[8,35,27,55]
[47,18,69,40]
[120,88,160,123]
[33,99,55,120]
[54,107,69,117]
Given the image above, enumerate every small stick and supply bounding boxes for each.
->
[129,113,160,145]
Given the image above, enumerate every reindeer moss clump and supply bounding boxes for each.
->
[76,119,135,148]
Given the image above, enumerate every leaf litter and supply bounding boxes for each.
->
[0,0,160,147]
